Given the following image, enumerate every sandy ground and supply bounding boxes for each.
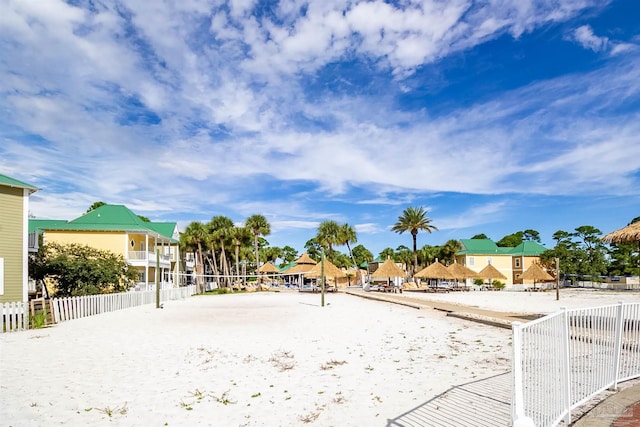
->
[1,289,636,426]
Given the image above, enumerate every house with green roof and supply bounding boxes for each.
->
[0,174,38,304]
[30,204,180,292]
[456,239,547,289]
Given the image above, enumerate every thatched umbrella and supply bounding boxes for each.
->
[447,262,478,288]
[415,260,455,290]
[305,259,345,290]
[257,261,280,285]
[258,261,279,274]
[476,264,507,288]
[521,262,554,290]
[415,261,454,279]
[371,258,407,279]
[602,222,640,278]
[447,262,478,279]
[602,222,640,244]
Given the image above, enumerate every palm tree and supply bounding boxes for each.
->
[208,216,234,287]
[245,214,271,273]
[181,221,208,293]
[317,220,341,261]
[391,207,438,275]
[230,226,252,282]
[338,223,360,285]
[439,239,462,265]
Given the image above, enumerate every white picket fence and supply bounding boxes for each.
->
[0,285,196,332]
[51,285,196,323]
[0,301,29,332]
[512,302,640,426]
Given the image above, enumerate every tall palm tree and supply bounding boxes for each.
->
[230,226,252,282]
[317,220,341,261]
[391,207,438,276]
[339,223,360,283]
[181,221,208,293]
[440,239,462,265]
[245,214,271,272]
[208,216,234,287]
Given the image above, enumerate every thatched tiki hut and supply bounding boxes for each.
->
[521,262,554,290]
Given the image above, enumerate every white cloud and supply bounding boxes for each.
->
[572,25,608,52]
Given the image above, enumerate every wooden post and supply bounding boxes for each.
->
[321,249,325,307]
[556,257,560,301]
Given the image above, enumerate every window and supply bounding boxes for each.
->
[515,258,521,268]
[138,271,145,282]
[0,257,4,295]
[487,257,492,265]
[468,257,474,267]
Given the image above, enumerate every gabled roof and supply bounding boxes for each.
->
[29,204,178,243]
[508,241,547,256]
[146,222,179,240]
[0,174,38,193]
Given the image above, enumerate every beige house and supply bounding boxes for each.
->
[0,174,38,304]
[30,204,180,292]
[455,239,547,288]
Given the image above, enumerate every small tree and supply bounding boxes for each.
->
[30,243,137,297]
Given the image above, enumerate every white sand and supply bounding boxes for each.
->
[1,292,511,426]
[1,289,635,426]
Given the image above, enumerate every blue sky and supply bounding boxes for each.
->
[2,0,640,256]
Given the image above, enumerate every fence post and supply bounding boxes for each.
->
[611,301,624,390]
[561,307,572,424]
[512,321,535,427]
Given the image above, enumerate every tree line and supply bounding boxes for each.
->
[30,201,640,296]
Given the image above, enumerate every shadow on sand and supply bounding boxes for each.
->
[386,371,511,427]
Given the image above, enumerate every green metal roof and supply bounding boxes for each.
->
[29,219,69,234]
[457,239,546,256]
[0,174,38,192]
[146,222,178,240]
[30,204,178,243]
[279,261,297,273]
[507,241,547,256]
[458,239,506,254]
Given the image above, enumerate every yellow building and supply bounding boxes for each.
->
[30,204,180,291]
[455,239,547,289]
[0,174,38,304]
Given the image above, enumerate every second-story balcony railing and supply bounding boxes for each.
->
[127,251,172,263]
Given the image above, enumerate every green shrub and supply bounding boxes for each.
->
[492,280,506,290]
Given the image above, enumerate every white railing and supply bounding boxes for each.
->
[51,285,196,323]
[127,251,172,262]
[512,302,640,426]
[1,301,29,333]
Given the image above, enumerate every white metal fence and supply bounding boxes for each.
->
[512,301,640,426]
[51,285,196,323]
[1,301,29,332]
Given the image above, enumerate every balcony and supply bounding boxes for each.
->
[127,251,172,268]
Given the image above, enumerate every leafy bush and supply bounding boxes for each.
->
[492,280,506,290]
[29,243,137,297]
